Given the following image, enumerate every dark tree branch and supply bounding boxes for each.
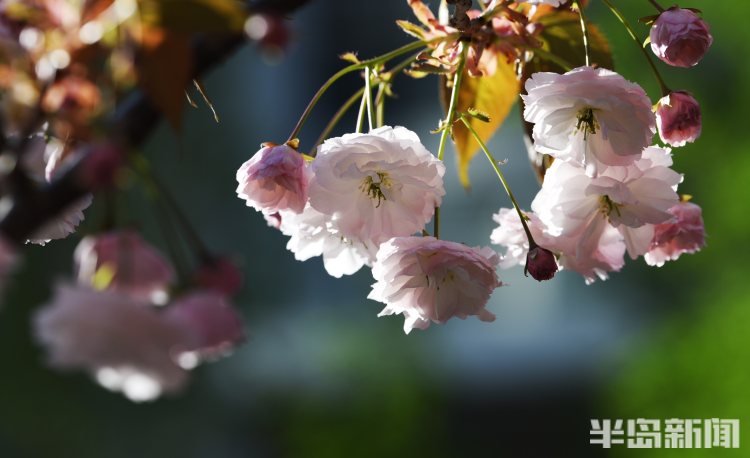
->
[0,0,311,245]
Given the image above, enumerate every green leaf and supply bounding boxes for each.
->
[442,56,520,189]
[138,0,248,33]
[395,20,427,40]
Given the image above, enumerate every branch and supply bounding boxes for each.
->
[0,0,312,244]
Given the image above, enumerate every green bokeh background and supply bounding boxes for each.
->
[0,1,748,457]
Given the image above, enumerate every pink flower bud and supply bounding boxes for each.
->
[645,201,706,267]
[655,91,702,147]
[236,143,309,215]
[74,231,175,303]
[650,8,713,68]
[524,246,558,281]
[164,292,245,361]
[192,258,243,296]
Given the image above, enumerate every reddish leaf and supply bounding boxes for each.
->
[137,27,192,131]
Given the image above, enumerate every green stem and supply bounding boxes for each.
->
[602,0,671,96]
[573,1,590,66]
[375,82,386,128]
[285,39,429,143]
[648,0,665,12]
[364,66,375,131]
[433,43,468,240]
[355,89,367,134]
[314,87,365,149]
[459,114,537,248]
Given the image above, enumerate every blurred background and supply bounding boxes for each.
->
[0,1,748,457]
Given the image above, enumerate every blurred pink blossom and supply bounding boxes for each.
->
[74,230,175,303]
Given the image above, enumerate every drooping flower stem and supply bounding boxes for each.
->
[459,114,538,248]
[355,88,368,134]
[647,0,665,13]
[373,51,424,128]
[315,87,365,149]
[364,67,376,131]
[433,43,468,240]
[573,1,591,66]
[602,0,671,96]
[285,39,432,144]
[131,157,212,262]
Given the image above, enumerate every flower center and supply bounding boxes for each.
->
[360,171,391,208]
[576,107,599,140]
[599,195,622,219]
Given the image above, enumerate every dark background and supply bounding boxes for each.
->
[1,1,747,457]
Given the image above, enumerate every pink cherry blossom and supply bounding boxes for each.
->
[74,231,176,303]
[645,201,706,267]
[491,208,625,284]
[655,91,702,147]
[279,204,375,278]
[309,126,445,250]
[236,143,309,214]
[33,283,191,402]
[369,236,500,334]
[531,148,681,260]
[164,291,245,363]
[650,7,713,68]
[522,66,655,176]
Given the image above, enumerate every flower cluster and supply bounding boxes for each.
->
[34,231,245,401]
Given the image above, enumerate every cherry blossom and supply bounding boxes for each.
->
[74,230,176,303]
[34,283,192,402]
[522,66,655,176]
[279,204,375,278]
[531,146,681,260]
[650,7,713,68]
[308,126,445,250]
[369,236,501,334]
[491,208,626,284]
[645,201,706,267]
[655,91,702,147]
[236,143,309,214]
[164,291,245,364]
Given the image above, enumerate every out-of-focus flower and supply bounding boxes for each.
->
[650,7,712,68]
[236,143,309,214]
[522,66,655,176]
[0,235,19,303]
[164,291,245,364]
[645,201,706,266]
[655,91,702,147]
[369,236,501,334]
[33,283,191,402]
[74,230,175,303]
[531,147,681,260]
[309,126,445,250]
[192,258,243,297]
[279,204,374,278]
[26,140,92,245]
